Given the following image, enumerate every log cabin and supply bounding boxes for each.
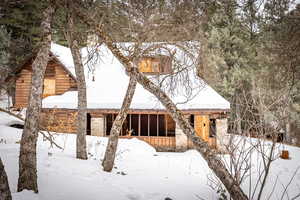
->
[6,51,77,108]
[11,43,231,152]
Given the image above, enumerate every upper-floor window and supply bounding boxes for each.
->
[138,56,172,74]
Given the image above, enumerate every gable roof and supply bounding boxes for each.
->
[6,44,77,83]
[43,43,230,111]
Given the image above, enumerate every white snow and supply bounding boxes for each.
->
[0,112,23,127]
[1,111,300,200]
[44,43,230,110]
[50,43,76,76]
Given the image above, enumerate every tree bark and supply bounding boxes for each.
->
[68,12,88,160]
[0,157,12,200]
[17,4,53,193]
[102,76,137,172]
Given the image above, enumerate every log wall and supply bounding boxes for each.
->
[15,64,32,107]
[54,61,77,95]
[14,59,77,108]
[40,109,77,133]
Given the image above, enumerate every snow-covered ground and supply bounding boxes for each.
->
[1,112,300,200]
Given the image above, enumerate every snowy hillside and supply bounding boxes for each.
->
[0,112,300,200]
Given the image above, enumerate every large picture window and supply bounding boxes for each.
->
[105,113,175,137]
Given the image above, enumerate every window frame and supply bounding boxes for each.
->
[137,55,173,75]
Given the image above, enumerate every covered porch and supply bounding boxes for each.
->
[89,110,229,152]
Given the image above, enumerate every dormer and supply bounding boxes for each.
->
[138,55,172,75]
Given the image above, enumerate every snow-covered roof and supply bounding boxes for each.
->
[50,43,76,77]
[43,43,230,111]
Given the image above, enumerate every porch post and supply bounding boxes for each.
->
[165,114,168,136]
[138,114,141,136]
[147,114,150,136]
[157,114,159,136]
[129,114,131,130]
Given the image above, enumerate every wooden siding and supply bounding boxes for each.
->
[55,62,76,95]
[194,115,210,142]
[15,64,32,107]
[40,109,77,133]
[14,59,77,108]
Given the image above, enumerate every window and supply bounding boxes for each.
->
[158,115,166,136]
[138,56,172,74]
[106,114,114,135]
[105,113,176,137]
[166,115,175,136]
[140,114,148,136]
[130,114,139,136]
[43,79,56,97]
[209,119,216,137]
[43,64,56,97]
[149,115,158,136]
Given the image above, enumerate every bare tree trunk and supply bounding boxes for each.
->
[68,12,88,160]
[102,76,137,172]
[0,157,12,200]
[17,5,53,193]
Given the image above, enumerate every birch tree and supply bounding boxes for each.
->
[67,6,88,160]
[73,7,248,200]
[17,3,54,193]
[102,76,137,172]
[0,157,12,200]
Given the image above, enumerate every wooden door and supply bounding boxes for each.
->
[43,78,56,97]
[194,115,210,142]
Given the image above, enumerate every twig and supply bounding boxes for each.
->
[280,166,300,200]
[0,107,63,150]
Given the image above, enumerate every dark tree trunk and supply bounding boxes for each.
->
[17,4,53,193]
[0,157,12,200]
[102,76,137,172]
[68,12,88,160]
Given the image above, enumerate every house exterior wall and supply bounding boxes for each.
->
[54,60,77,95]
[14,59,76,108]
[15,64,32,107]
[40,108,229,152]
[40,109,77,133]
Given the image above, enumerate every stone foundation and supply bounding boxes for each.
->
[175,116,189,151]
[216,118,230,153]
[91,117,106,136]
